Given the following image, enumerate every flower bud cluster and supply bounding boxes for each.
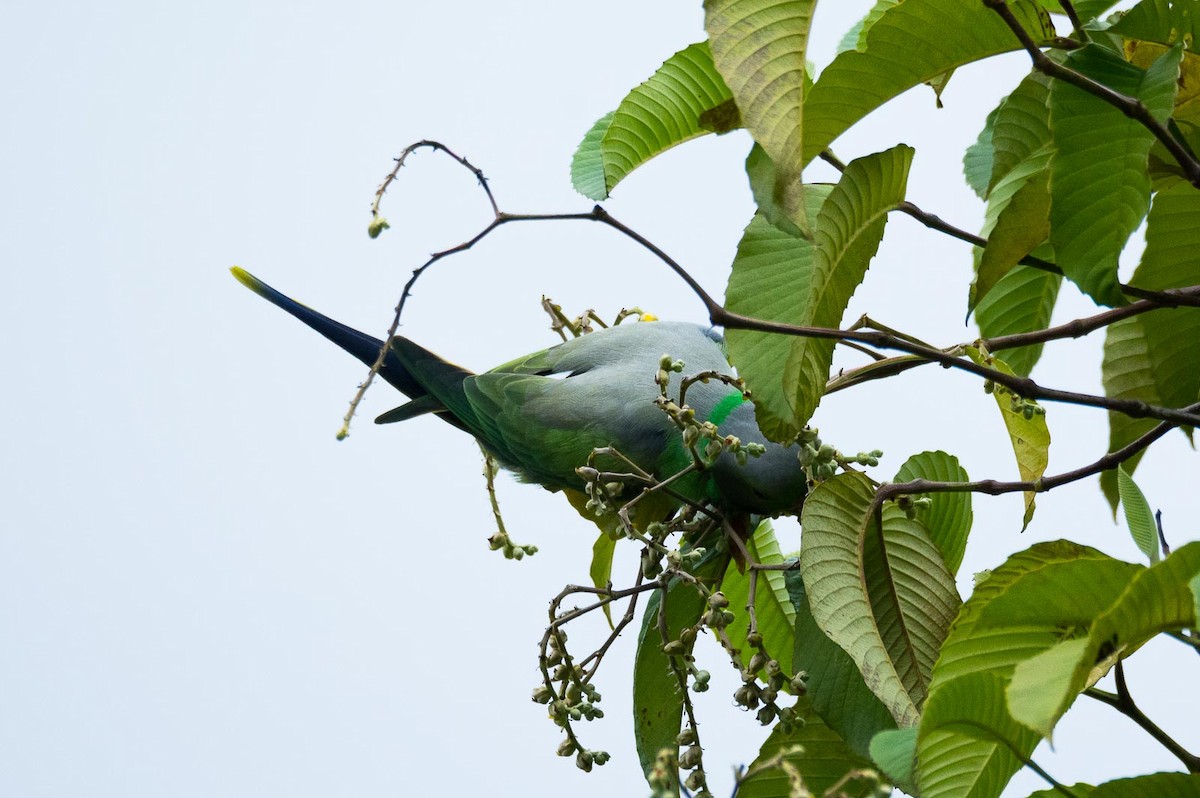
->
[797,426,883,482]
[487,530,538,560]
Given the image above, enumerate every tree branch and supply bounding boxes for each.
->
[875,399,1200,505]
[1085,661,1200,772]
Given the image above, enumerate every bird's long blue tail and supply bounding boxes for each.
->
[230,267,426,399]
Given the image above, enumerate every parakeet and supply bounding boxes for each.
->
[232,267,807,518]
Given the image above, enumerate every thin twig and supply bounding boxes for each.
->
[1057,0,1089,42]
[875,399,1200,507]
[1085,662,1200,772]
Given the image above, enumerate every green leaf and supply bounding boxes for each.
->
[974,171,1051,312]
[1024,783,1096,798]
[969,142,1052,311]
[744,143,821,236]
[1048,44,1183,305]
[724,211,818,440]
[916,542,1138,798]
[590,532,617,627]
[783,145,913,433]
[1118,465,1161,563]
[802,0,1055,166]
[570,112,614,202]
[1072,0,1124,21]
[730,147,910,439]
[988,71,1053,197]
[837,0,902,54]
[966,349,1051,530]
[705,0,816,224]
[918,671,1043,798]
[869,727,917,794]
[736,699,877,798]
[893,451,973,576]
[1087,772,1200,797]
[570,42,733,200]
[1007,542,1200,738]
[720,519,798,676]
[963,106,998,200]
[800,472,961,727]
[632,548,731,790]
[1110,0,1200,51]
[1100,180,1200,510]
[786,569,897,759]
[975,263,1062,377]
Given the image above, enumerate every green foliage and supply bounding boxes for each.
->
[967,348,1051,530]
[704,0,816,227]
[1048,44,1182,306]
[1118,465,1161,564]
[729,145,912,440]
[800,471,960,726]
[455,3,1200,795]
[571,43,732,201]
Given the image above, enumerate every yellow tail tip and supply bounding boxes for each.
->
[230,266,269,297]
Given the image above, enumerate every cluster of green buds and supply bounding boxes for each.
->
[983,380,1047,420]
[701,591,736,630]
[654,356,766,469]
[487,530,538,560]
[534,630,610,771]
[894,494,934,520]
[575,464,624,517]
[796,426,883,482]
[675,726,713,796]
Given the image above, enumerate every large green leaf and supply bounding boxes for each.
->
[729,147,910,440]
[1100,179,1200,510]
[892,451,973,577]
[744,143,813,236]
[963,106,999,200]
[735,698,876,798]
[916,542,1138,798]
[966,349,1051,531]
[800,472,961,727]
[783,145,913,434]
[724,211,818,441]
[1007,542,1200,737]
[1110,0,1200,51]
[919,671,1043,798]
[788,568,896,758]
[801,0,1055,166]
[975,173,1051,313]
[1118,465,1161,564]
[969,143,1053,311]
[837,0,902,54]
[570,42,732,200]
[1086,772,1200,797]
[1048,44,1183,306]
[869,727,917,793]
[987,71,1053,197]
[705,0,816,224]
[975,261,1062,378]
[632,549,731,791]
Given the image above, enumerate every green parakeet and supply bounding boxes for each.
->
[232,267,807,518]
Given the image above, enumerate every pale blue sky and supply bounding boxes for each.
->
[2,2,1193,796]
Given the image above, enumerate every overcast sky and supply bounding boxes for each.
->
[2,2,1194,796]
